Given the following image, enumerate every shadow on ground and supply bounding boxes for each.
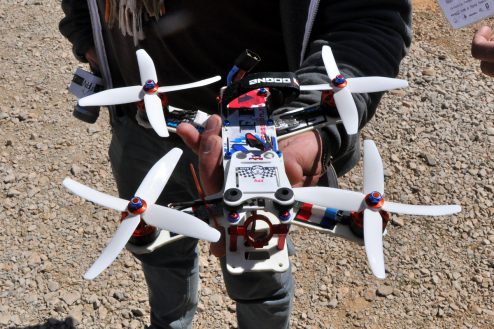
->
[7,317,77,329]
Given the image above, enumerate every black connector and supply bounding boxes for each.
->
[234,49,261,72]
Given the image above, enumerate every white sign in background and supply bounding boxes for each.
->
[438,0,494,29]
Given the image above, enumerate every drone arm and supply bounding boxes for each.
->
[278,0,411,176]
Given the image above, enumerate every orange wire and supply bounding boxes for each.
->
[189,163,220,228]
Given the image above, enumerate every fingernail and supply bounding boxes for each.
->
[206,117,218,131]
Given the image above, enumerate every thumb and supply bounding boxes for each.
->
[198,134,224,195]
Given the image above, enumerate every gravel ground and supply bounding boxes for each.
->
[0,1,493,328]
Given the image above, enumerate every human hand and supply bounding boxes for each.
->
[471,26,494,77]
[176,115,224,196]
[85,47,100,73]
[177,115,225,256]
[278,131,323,187]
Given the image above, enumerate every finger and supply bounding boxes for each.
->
[472,26,494,61]
[480,60,494,77]
[198,135,224,195]
[85,48,100,72]
[279,131,323,186]
[210,226,226,257]
[177,115,223,155]
[283,158,304,187]
[201,114,222,140]
[284,156,321,187]
[176,122,201,154]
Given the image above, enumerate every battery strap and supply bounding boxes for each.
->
[221,72,300,109]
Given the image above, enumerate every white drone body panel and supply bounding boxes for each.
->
[220,94,294,274]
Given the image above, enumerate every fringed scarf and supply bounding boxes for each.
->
[105,0,165,45]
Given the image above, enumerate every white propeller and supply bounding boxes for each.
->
[137,49,158,84]
[63,148,221,280]
[83,214,140,280]
[363,209,385,279]
[78,49,221,138]
[293,140,461,279]
[300,45,409,135]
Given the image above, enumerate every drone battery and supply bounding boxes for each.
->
[69,68,104,123]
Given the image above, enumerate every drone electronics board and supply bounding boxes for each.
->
[219,88,293,273]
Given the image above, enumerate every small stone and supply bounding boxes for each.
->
[129,320,141,329]
[422,68,436,76]
[376,285,394,297]
[0,313,10,325]
[392,216,405,227]
[98,306,108,320]
[113,291,126,301]
[70,164,82,176]
[7,189,21,198]
[3,174,15,183]
[483,309,494,316]
[201,287,212,296]
[47,280,59,292]
[130,308,144,317]
[389,89,407,97]
[423,154,436,166]
[472,275,483,284]
[61,290,81,306]
[471,305,482,315]
[209,294,223,306]
[363,289,375,302]
[68,305,83,325]
[328,298,338,308]
[338,259,347,265]
[420,268,430,276]
[227,303,236,312]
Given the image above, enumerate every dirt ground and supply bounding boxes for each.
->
[414,0,441,11]
[0,0,493,328]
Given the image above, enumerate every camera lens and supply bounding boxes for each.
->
[73,104,100,124]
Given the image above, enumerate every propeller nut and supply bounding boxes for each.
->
[128,197,148,215]
[228,211,241,224]
[332,74,347,88]
[365,191,385,209]
[279,210,291,222]
[143,80,159,93]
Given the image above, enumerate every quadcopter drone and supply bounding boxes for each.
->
[65,47,461,280]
